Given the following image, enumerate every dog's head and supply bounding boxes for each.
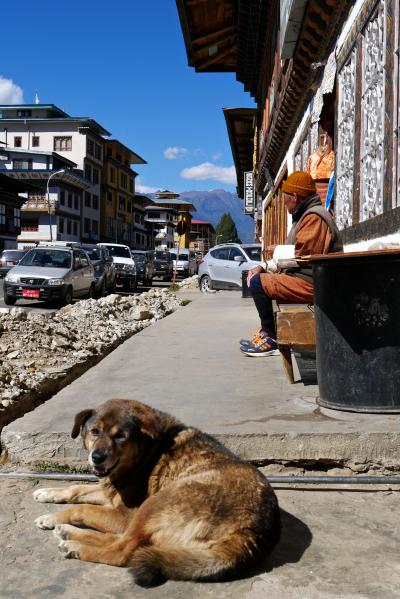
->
[71,400,163,478]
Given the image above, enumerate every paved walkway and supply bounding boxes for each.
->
[2,290,400,469]
[1,477,399,598]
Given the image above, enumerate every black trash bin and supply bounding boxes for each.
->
[242,270,252,298]
[311,249,400,413]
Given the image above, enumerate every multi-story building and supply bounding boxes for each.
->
[178,1,400,251]
[0,172,26,249]
[189,219,215,253]
[133,194,154,249]
[151,190,196,249]
[0,104,110,244]
[101,140,146,246]
[1,148,90,247]
[144,205,178,249]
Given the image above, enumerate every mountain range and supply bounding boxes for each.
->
[146,189,255,243]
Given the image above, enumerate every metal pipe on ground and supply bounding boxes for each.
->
[1,472,400,485]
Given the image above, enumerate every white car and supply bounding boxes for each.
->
[98,243,137,292]
[198,243,262,292]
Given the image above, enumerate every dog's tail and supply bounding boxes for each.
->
[130,543,242,587]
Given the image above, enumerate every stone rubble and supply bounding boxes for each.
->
[176,274,199,289]
[0,288,185,420]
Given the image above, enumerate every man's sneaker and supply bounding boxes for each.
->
[240,332,279,357]
[239,327,262,347]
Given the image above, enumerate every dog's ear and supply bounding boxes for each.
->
[71,409,95,439]
[129,403,163,440]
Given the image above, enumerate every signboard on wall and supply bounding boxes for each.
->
[244,171,255,215]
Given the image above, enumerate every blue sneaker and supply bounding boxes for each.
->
[239,327,262,348]
[240,332,279,357]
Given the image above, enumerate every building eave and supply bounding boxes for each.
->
[223,107,256,198]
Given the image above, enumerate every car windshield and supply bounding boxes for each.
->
[133,254,145,264]
[19,249,72,268]
[155,251,170,260]
[82,247,101,261]
[105,246,131,258]
[243,246,262,261]
[2,250,25,260]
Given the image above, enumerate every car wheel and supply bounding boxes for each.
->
[4,294,16,306]
[96,279,106,298]
[87,283,95,299]
[124,278,137,293]
[61,286,73,307]
[200,275,212,293]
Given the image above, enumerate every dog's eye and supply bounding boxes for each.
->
[113,431,126,442]
[90,428,100,436]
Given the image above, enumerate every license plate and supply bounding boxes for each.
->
[22,289,40,298]
[6,261,14,266]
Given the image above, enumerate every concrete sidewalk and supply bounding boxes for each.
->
[2,290,400,470]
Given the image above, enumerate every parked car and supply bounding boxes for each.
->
[169,248,197,278]
[0,249,27,277]
[198,243,262,293]
[3,242,96,307]
[98,243,137,292]
[153,250,173,281]
[131,250,155,286]
[81,244,116,297]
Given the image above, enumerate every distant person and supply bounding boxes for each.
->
[241,171,343,357]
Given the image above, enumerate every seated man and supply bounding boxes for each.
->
[241,171,343,357]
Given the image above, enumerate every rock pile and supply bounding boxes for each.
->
[0,288,184,426]
[177,275,199,290]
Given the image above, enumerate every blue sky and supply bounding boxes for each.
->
[1,0,255,194]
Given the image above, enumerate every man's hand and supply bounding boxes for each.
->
[247,265,264,287]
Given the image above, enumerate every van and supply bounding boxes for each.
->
[169,248,197,278]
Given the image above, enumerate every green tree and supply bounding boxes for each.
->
[214,212,241,244]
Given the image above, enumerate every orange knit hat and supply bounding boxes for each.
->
[281,171,316,198]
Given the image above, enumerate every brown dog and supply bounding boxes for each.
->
[33,400,280,586]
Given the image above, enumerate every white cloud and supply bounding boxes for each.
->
[0,76,24,104]
[180,162,237,185]
[212,151,222,161]
[163,146,189,160]
[135,177,159,194]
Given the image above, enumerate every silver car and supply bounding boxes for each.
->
[3,244,96,307]
[198,243,262,292]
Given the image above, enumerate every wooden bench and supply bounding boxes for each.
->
[273,302,316,384]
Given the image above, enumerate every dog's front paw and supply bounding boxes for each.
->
[53,524,76,541]
[34,513,58,530]
[33,488,60,503]
[58,540,81,559]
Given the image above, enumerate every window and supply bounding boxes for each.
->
[121,173,127,189]
[59,218,64,233]
[73,221,78,236]
[13,160,23,169]
[67,220,72,235]
[110,167,115,183]
[87,139,94,156]
[13,208,20,228]
[92,168,99,185]
[85,163,92,181]
[119,196,126,212]
[129,179,134,193]
[60,190,65,205]
[74,194,79,210]
[92,220,98,234]
[17,110,31,117]
[127,200,131,213]
[54,136,72,151]
[84,218,91,234]
[229,247,245,261]
[107,147,112,157]
[85,192,91,207]
[14,137,22,148]
[32,136,40,147]
[94,144,102,160]
[0,204,4,225]
[92,194,99,210]
[116,153,122,162]
[135,213,141,224]
[107,191,113,205]
[68,192,73,208]
[210,248,230,260]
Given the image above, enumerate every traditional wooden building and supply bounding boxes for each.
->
[0,173,26,250]
[189,219,215,253]
[178,0,397,252]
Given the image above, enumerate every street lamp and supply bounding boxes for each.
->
[47,169,65,242]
